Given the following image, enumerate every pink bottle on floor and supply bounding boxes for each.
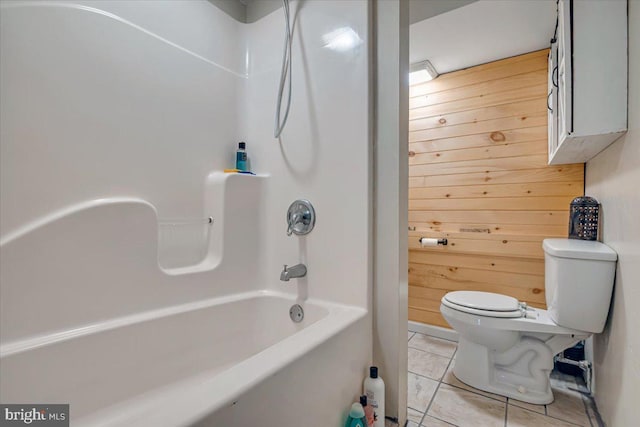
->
[360,395,375,426]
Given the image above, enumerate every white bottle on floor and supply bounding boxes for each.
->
[363,366,385,427]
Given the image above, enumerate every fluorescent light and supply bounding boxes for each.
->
[322,27,363,52]
[410,69,434,85]
[409,60,438,85]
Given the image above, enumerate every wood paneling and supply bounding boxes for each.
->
[410,222,568,237]
[409,164,583,188]
[409,182,581,199]
[410,251,545,275]
[410,126,548,152]
[410,140,548,165]
[409,308,451,329]
[409,210,568,226]
[409,154,550,176]
[409,98,546,132]
[409,196,576,211]
[410,114,547,143]
[408,50,584,328]
[410,69,547,102]
[410,84,548,116]
[409,233,546,258]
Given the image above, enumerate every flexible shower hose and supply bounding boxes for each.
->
[274,0,292,138]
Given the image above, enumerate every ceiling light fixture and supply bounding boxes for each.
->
[409,60,439,85]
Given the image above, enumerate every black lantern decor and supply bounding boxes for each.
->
[568,196,599,241]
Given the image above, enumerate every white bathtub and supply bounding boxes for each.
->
[0,291,367,426]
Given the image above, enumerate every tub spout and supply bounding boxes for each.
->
[280,264,306,281]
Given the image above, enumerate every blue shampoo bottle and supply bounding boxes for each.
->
[235,142,247,171]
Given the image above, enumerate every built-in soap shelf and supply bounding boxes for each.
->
[160,171,268,275]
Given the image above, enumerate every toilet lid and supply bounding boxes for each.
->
[443,291,522,316]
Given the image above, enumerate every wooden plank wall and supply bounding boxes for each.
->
[408,50,585,328]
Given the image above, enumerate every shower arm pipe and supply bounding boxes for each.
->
[274,0,292,138]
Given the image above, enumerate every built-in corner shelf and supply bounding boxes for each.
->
[161,171,268,275]
[547,0,627,165]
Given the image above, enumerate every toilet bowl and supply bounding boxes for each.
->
[441,291,588,404]
[440,239,617,404]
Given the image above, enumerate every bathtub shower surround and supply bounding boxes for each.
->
[0,1,371,426]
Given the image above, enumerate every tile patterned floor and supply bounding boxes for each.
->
[404,332,602,427]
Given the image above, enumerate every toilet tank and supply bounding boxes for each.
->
[543,239,617,333]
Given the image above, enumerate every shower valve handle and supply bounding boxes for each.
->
[286,200,316,236]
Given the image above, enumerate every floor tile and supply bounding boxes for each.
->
[428,383,506,427]
[385,420,399,427]
[508,397,546,414]
[409,333,457,358]
[441,358,506,402]
[409,331,416,340]
[409,348,451,381]
[507,405,580,427]
[546,386,590,426]
[406,422,419,427]
[408,372,439,413]
[407,407,424,424]
[420,415,457,426]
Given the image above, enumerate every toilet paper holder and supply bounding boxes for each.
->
[418,237,448,246]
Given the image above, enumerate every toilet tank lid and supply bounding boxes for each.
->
[543,239,617,261]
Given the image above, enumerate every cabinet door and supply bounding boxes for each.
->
[548,44,558,161]
[557,0,572,142]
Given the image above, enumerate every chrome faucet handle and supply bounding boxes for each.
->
[283,264,288,271]
[286,200,315,236]
[286,212,302,236]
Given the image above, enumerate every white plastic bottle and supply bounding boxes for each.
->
[363,366,385,427]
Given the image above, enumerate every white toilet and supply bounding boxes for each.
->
[440,238,617,404]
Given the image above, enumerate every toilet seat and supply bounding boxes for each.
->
[442,291,524,318]
[440,298,586,335]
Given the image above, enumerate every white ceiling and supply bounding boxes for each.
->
[410,0,557,74]
[409,0,477,25]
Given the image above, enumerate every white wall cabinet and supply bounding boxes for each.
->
[548,0,627,165]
